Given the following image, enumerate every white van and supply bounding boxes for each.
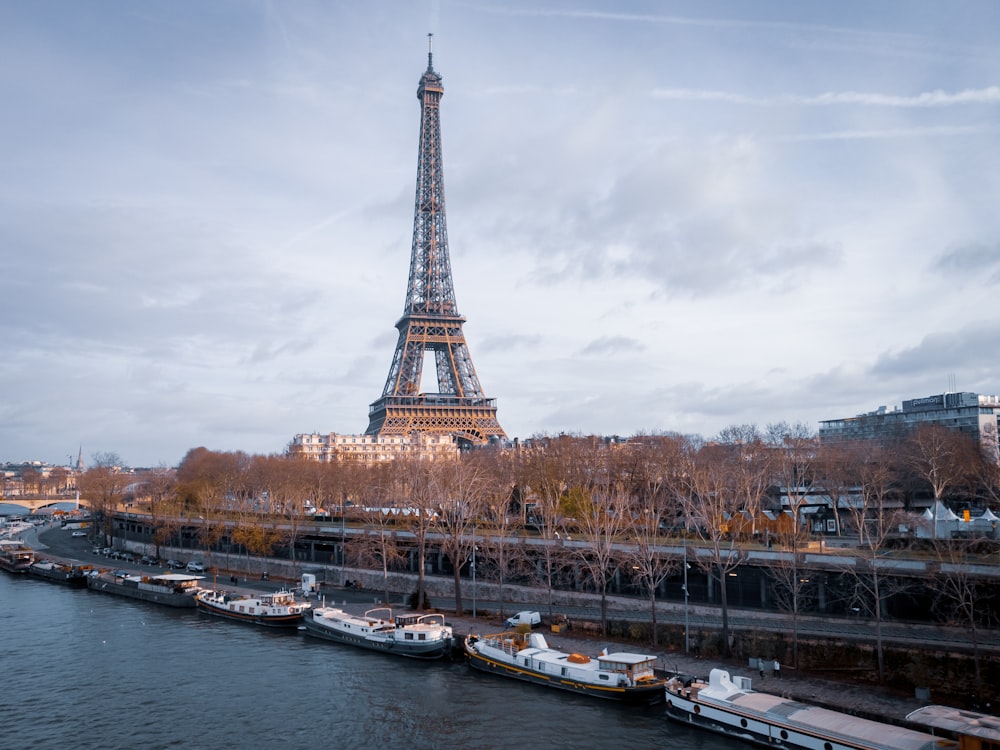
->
[504,610,542,629]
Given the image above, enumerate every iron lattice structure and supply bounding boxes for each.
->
[366,44,506,445]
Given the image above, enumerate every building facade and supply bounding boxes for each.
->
[287,431,459,463]
[819,391,1000,461]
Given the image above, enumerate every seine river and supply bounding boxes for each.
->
[1,573,736,750]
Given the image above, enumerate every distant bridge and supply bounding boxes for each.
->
[0,497,89,513]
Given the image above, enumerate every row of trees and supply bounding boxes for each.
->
[78,424,999,691]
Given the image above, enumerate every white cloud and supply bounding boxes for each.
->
[651,85,1000,107]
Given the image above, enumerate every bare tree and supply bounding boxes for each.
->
[251,455,309,574]
[765,422,818,666]
[138,466,177,560]
[678,431,768,657]
[929,538,996,702]
[567,483,631,636]
[619,436,688,647]
[78,451,129,546]
[350,505,408,604]
[435,458,489,616]
[394,458,444,610]
[470,448,526,619]
[840,441,908,682]
[903,425,981,530]
[514,437,580,619]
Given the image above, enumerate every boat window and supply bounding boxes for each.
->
[600,675,609,681]
[419,634,425,641]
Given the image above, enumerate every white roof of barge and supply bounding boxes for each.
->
[701,671,956,750]
[152,573,204,582]
[906,705,1000,741]
[722,693,955,750]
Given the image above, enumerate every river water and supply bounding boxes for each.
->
[1,573,733,750]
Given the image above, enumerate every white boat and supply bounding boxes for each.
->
[664,668,958,750]
[0,539,36,574]
[464,630,666,704]
[303,606,453,660]
[196,588,310,628]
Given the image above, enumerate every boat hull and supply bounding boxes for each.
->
[464,643,664,705]
[196,600,304,628]
[29,562,88,587]
[302,612,452,659]
[0,558,33,574]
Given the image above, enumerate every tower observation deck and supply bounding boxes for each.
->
[365,40,506,446]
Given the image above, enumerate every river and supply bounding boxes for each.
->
[0,573,739,749]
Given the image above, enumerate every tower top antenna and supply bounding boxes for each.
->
[427,32,434,71]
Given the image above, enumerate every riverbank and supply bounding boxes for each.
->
[29,527,996,722]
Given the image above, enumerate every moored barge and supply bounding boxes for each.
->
[464,630,666,704]
[29,559,88,586]
[196,588,309,627]
[87,570,203,607]
[664,668,958,750]
[303,606,453,659]
[0,539,36,573]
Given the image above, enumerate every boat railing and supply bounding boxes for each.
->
[479,632,528,657]
[364,607,394,624]
[405,613,447,628]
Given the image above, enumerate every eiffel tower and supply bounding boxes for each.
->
[366,39,506,446]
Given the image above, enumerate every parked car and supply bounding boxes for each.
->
[140,555,159,566]
[71,531,86,537]
[101,547,112,556]
[165,559,184,569]
[504,610,542,629]
[186,560,207,573]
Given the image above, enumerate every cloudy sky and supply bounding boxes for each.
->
[2,1,999,468]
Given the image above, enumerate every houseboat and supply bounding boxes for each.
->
[29,559,88,586]
[464,630,665,704]
[196,588,309,628]
[87,570,202,607]
[664,668,958,750]
[303,606,453,659]
[0,539,36,573]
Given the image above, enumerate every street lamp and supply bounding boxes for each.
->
[683,535,690,654]
[471,523,477,619]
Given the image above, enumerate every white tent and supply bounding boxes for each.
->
[916,501,960,539]
[965,507,1000,537]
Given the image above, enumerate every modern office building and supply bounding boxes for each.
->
[819,391,1000,461]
